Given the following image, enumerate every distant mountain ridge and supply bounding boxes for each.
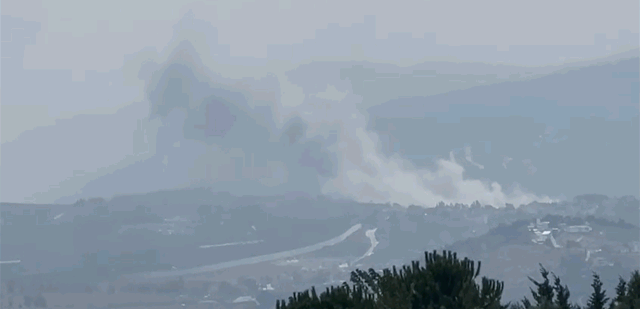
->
[367,56,639,119]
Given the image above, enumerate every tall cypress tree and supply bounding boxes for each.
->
[553,273,573,309]
[587,272,609,309]
[527,264,555,309]
[625,270,640,309]
[610,276,627,309]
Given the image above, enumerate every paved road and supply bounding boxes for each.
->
[129,224,363,281]
[353,228,378,264]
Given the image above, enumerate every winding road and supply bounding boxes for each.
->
[130,224,363,280]
[353,228,379,264]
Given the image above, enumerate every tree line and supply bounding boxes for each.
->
[275,250,640,309]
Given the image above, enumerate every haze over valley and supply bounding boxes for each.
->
[1,1,639,308]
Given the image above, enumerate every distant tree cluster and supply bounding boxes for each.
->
[277,250,505,309]
[516,266,640,309]
[276,250,640,309]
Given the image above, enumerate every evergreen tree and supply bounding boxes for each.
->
[628,270,640,297]
[275,251,640,309]
[510,302,526,309]
[610,276,627,309]
[587,272,609,309]
[553,272,573,309]
[527,264,555,309]
[621,270,640,309]
[278,250,505,309]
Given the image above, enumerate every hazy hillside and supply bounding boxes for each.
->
[287,49,640,110]
[368,57,639,119]
[444,215,640,305]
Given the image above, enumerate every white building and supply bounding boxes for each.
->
[564,225,592,233]
[233,296,260,306]
[536,218,550,230]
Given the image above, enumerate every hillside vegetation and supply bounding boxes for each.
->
[277,250,640,309]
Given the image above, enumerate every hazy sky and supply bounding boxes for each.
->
[5,0,639,67]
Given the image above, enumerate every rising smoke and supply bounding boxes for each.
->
[256,63,557,207]
[137,17,556,208]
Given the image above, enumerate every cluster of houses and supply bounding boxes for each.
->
[528,218,564,248]
[527,217,640,268]
[527,218,595,248]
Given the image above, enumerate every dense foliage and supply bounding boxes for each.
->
[276,250,640,309]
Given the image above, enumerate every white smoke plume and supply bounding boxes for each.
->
[464,146,485,170]
[275,78,555,208]
[136,24,557,209]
